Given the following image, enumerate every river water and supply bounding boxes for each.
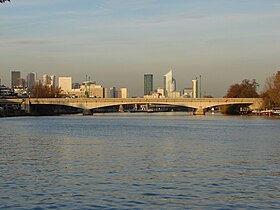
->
[0,113,279,209]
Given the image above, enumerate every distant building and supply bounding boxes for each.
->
[11,71,21,88]
[144,92,163,98]
[27,72,36,91]
[110,87,117,98]
[144,74,153,95]
[59,77,72,94]
[183,88,192,98]
[103,87,108,98]
[17,78,26,87]
[72,82,80,89]
[90,84,104,98]
[164,69,176,97]
[75,82,107,98]
[0,85,13,97]
[50,75,56,87]
[168,91,181,98]
[156,87,165,98]
[119,88,128,98]
[42,74,49,86]
[192,79,198,98]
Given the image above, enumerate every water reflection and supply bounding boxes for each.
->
[0,114,280,209]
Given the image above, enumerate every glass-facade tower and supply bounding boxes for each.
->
[11,71,21,88]
[27,72,36,91]
[144,74,153,95]
[164,69,176,97]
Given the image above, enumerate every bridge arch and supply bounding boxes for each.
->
[2,98,263,115]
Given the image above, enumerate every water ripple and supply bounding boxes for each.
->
[0,114,280,209]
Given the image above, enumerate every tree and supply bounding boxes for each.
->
[224,79,259,98]
[30,84,62,98]
[262,71,280,108]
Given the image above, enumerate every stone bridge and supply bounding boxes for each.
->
[1,97,263,115]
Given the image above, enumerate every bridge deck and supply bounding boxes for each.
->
[0,97,263,110]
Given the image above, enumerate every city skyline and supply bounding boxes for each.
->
[1,0,280,96]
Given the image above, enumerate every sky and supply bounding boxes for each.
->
[1,0,280,97]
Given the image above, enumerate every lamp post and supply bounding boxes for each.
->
[85,75,89,98]
[199,75,202,98]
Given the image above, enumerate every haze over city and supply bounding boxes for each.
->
[1,0,280,97]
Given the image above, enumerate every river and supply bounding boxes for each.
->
[0,113,279,209]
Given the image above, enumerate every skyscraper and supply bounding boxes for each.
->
[27,72,36,91]
[50,75,56,87]
[164,69,176,97]
[11,71,21,88]
[144,74,153,95]
[110,87,117,98]
[58,77,72,93]
[42,74,49,86]
[119,88,128,98]
[192,79,198,98]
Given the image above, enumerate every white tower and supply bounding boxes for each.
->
[192,79,198,98]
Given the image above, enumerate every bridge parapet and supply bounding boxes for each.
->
[0,98,263,115]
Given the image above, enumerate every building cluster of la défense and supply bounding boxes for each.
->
[1,69,201,99]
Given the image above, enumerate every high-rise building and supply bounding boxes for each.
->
[192,79,198,98]
[27,72,36,91]
[89,84,103,98]
[50,75,56,87]
[11,71,21,88]
[42,74,49,86]
[119,88,128,98]
[164,69,176,97]
[59,77,72,94]
[103,87,108,98]
[144,74,153,95]
[110,87,117,98]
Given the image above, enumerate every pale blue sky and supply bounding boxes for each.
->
[1,0,280,96]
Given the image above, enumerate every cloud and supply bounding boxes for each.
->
[8,39,57,45]
[144,13,206,25]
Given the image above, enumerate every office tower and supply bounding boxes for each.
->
[110,87,117,98]
[103,88,108,98]
[144,74,153,95]
[58,77,72,93]
[50,75,56,87]
[27,72,36,91]
[11,71,21,88]
[42,74,49,86]
[90,84,104,98]
[192,79,198,98]
[119,88,128,98]
[164,69,176,97]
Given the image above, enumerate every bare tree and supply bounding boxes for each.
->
[262,71,280,108]
[30,84,62,98]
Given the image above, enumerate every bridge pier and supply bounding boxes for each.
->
[21,99,31,114]
[193,107,205,115]
[83,109,93,115]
